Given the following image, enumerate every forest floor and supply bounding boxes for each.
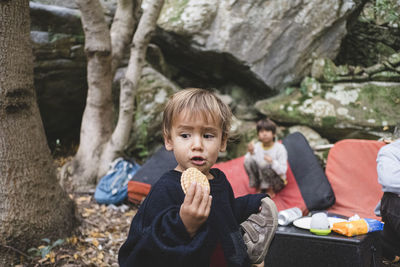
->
[14,152,139,267]
[21,192,137,267]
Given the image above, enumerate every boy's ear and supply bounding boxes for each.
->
[220,137,228,152]
[164,135,174,151]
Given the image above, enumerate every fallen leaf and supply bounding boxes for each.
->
[92,238,99,248]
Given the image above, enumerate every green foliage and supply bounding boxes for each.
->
[27,238,64,259]
[135,121,150,159]
[299,80,308,96]
[322,116,337,128]
[374,0,400,24]
[285,87,296,95]
[164,0,190,23]
[300,77,320,96]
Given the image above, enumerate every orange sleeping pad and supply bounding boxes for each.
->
[326,139,386,220]
[127,181,151,204]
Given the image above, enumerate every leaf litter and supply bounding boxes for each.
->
[24,194,138,266]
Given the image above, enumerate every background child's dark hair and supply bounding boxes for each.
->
[256,118,277,134]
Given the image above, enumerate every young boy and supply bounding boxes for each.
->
[244,118,288,198]
[119,88,278,267]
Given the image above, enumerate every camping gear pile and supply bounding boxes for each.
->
[94,158,140,205]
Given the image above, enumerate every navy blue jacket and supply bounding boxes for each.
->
[118,168,265,267]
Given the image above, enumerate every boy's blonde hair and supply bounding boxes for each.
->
[163,88,232,142]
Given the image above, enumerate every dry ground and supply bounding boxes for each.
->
[17,193,137,266]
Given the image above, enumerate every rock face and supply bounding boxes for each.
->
[153,0,360,90]
[29,0,400,161]
[336,1,400,67]
[31,2,87,148]
[255,57,400,141]
[117,66,180,161]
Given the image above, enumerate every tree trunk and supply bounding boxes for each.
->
[61,0,164,191]
[62,0,115,190]
[0,0,76,264]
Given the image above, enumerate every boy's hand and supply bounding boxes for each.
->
[248,142,255,154]
[180,182,212,238]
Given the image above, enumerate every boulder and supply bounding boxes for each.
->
[255,78,400,141]
[117,65,181,162]
[31,2,87,148]
[152,0,361,90]
[336,1,400,67]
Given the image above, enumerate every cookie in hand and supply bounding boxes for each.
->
[180,167,210,194]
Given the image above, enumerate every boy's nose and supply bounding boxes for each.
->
[191,135,203,150]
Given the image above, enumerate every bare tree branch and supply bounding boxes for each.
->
[0,243,31,259]
[100,0,164,170]
[77,0,110,53]
[66,0,165,186]
[68,0,115,187]
[110,0,143,76]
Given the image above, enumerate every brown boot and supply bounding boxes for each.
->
[240,197,278,264]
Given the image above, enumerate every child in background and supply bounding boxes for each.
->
[377,123,400,263]
[119,88,278,267]
[244,118,288,198]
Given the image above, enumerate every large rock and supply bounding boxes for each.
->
[336,1,400,67]
[124,66,181,162]
[29,0,400,160]
[152,0,361,90]
[31,2,87,148]
[255,77,400,141]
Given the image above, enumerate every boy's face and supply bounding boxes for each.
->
[258,129,275,145]
[164,111,227,179]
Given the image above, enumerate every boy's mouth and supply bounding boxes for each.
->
[191,156,205,166]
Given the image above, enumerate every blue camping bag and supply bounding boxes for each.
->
[94,157,140,205]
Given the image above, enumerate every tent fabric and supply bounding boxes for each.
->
[326,139,385,220]
[282,132,335,211]
[131,146,177,185]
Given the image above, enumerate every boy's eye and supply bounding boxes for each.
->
[204,133,215,139]
[180,133,190,138]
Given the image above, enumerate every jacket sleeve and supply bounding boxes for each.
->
[377,143,400,193]
[271,143,288,176]
[118,177,209,266]
[232,193,266,224]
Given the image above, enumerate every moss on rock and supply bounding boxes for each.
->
[255,81,400,140]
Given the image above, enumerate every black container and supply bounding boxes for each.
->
[265,224,382,267]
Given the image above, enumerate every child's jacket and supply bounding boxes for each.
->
[118,168,264,267]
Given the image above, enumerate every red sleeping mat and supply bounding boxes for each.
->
[213,156,306,212]
[326,139,386,220]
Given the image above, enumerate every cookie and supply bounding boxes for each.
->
[180,167,210,194]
